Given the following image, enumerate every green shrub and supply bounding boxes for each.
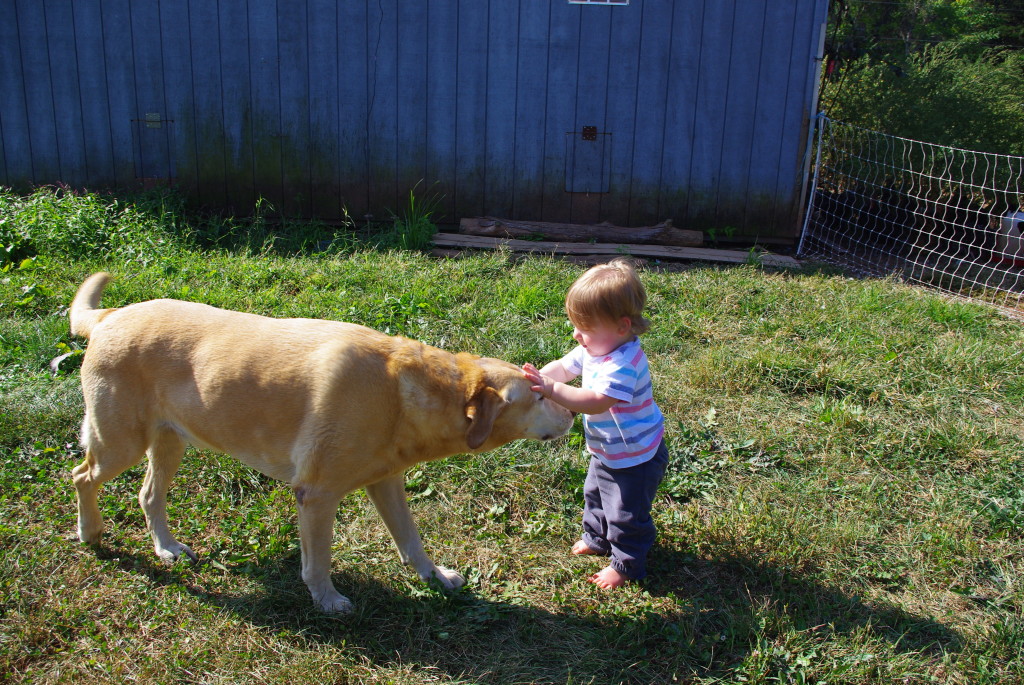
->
[827,46,1024,155]
[0,186,190,264]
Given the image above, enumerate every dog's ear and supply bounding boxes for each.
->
[465,386,508,449]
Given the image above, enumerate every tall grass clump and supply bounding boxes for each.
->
[376,182,442,251]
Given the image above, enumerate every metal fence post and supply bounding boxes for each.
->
[797,113,827,258]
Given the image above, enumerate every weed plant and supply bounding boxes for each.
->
[1,188,1022,683]
[376,181,444,251]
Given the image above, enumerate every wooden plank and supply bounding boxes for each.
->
[45,0,86,186]
[629,1,674,223]
[248,1,284,209]
[219,0,255,214]
[158,1,193,194]
[432,233,800,268]
[337,0,369,217]
[717,0,767,231]
[367,0,398,215]
[189,0,226,207]
[687,1,735,229]
[0,2,31,185]
[455,0,488,217]
[511,0,550,220]
[541,2,579,223]
[745,0,794,235]
[72,1,116,185]
[570,4,612,225]
[601,3,643,224]
[459,216,703,247]
[278,0,310,216]
[130,0,170,183]
[484,1,519,219]
[660,0,703,225]
[425,1,458,222]
[17,0,59,185]
[776,0,813,236]
[308,0,341,219]
[396,1,428,214]
[773,0,824,237]
[100,0,137,186]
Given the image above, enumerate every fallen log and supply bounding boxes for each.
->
[459,217,703,247]
[432,233,800,268]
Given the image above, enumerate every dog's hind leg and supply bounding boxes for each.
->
[139,427,197,563]
[294,484,352,613]
[72,412,148,544]
[365,474,465,591]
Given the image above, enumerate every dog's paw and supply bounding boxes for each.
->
[77,513,105,544]
[429,566,466,590]
[155,542,198,565]
[315,590,354,614]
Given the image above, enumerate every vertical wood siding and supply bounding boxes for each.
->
[0,0,828,239]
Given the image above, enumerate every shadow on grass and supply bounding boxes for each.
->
[93,541,962,684]
[646,546,963,656]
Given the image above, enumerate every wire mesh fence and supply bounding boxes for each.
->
[798,116,1024,315]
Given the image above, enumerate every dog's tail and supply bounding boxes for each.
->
[70,272,115,338]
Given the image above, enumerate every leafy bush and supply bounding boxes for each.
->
[826,46,1024,155]
[0,186,189,264]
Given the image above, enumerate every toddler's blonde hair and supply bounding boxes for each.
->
[564,257,650,335]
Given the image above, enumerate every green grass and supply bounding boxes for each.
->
[1,187,1022,683]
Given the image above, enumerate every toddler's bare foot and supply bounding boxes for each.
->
[588,566,628,589]
[571,540,601,556]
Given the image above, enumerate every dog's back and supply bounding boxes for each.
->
[71,277,399,481]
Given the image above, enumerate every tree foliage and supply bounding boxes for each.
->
[822,0,1024,155]
[827,0,1023,61]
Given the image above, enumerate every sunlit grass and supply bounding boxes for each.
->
[1,187,1022,683]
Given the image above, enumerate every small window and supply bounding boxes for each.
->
[569,0,629,5]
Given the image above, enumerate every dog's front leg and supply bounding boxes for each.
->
[365,474,465,590]
[294,485,352,613]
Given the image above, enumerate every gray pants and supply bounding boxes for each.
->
[581,440,669,580]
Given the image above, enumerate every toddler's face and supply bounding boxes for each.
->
[571,317,633,357]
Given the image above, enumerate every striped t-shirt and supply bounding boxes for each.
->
[560,337,665,469]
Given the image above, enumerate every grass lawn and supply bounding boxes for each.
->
[1,187,1022,683]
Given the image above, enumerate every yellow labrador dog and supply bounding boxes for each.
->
[69,273,572,612]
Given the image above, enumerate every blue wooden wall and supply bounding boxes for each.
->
[0,0,828,239]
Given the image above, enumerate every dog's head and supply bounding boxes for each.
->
[461,356,573,451]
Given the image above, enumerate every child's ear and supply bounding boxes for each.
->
[618,316,632,335]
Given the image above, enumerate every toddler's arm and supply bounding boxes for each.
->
[536,360,576,383]
[522,363,620,415]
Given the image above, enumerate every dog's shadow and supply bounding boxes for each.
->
[98,542,963,683]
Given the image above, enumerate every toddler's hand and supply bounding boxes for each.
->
[522,363,553,399]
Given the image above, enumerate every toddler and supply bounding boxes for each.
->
[523,258,667,588]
